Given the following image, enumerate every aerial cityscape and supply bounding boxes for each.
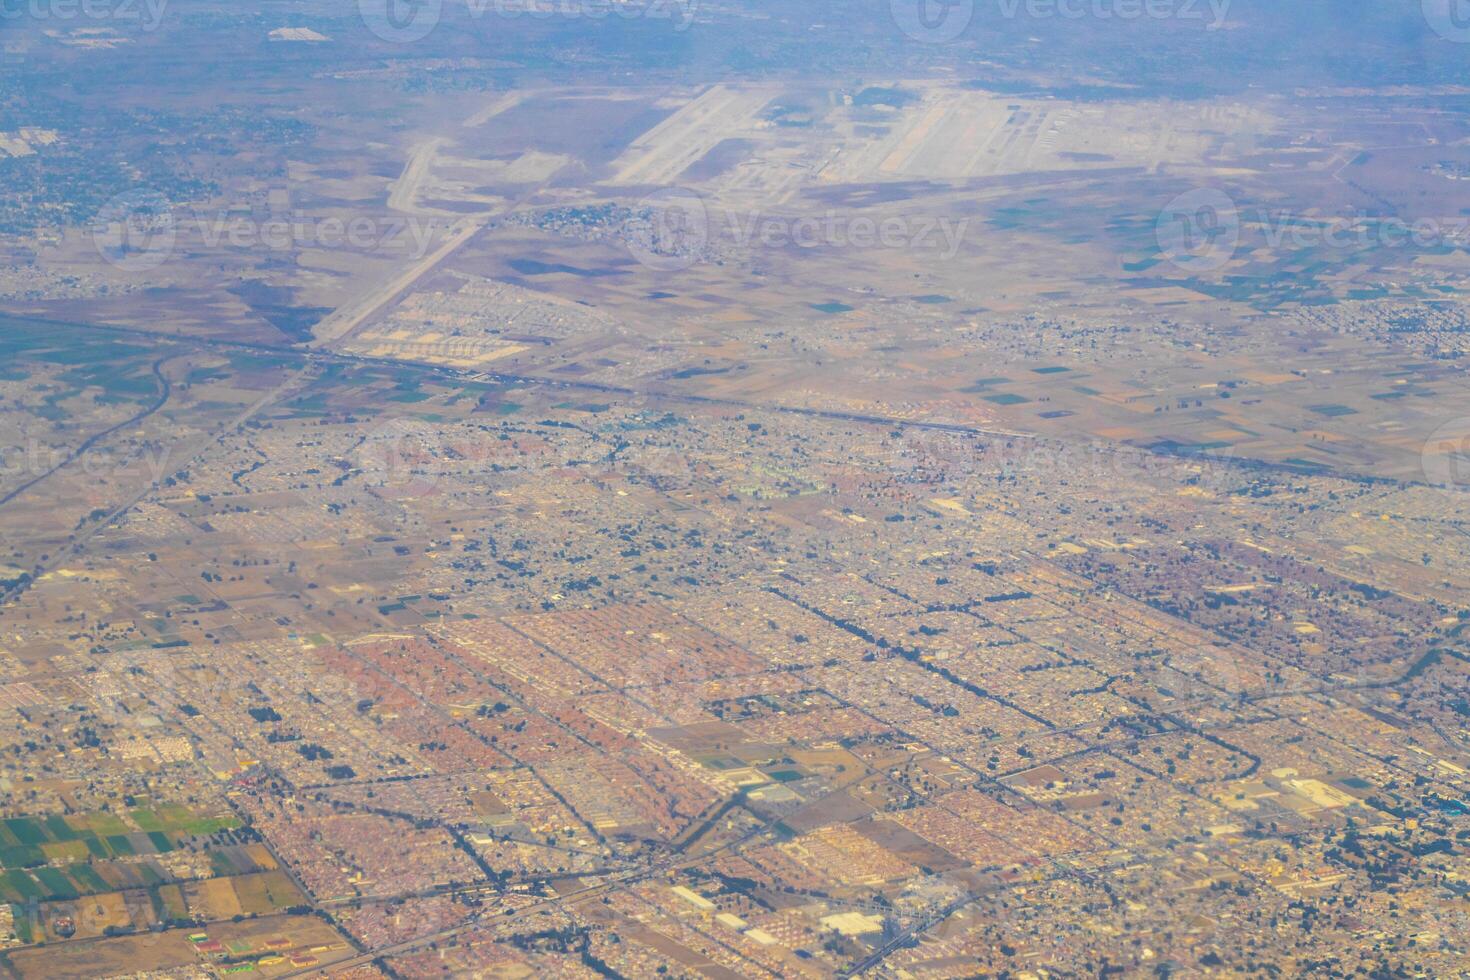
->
[0,0,1468,976]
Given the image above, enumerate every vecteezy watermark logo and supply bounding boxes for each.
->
[1423,0,1470,42]
[1152,197,1470,275]
[92,191,450,271]
[1254,213,1470,252]
[359,0,442,42]
[890,0,973,42]
[623,188,970,271]
[624,187,709,272]
[0,435,174,488]
[473,0,698,30]
[361,0,696,42]
[990,437,1241,497]
[1156,188,1239,274]
[91,191,177,273]
[1421,417,1470,490]
[726,210,969,258]
[355,418,447,497]
[193,210,445,258]
[995,0,1230,28]
[0,0,169,31]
